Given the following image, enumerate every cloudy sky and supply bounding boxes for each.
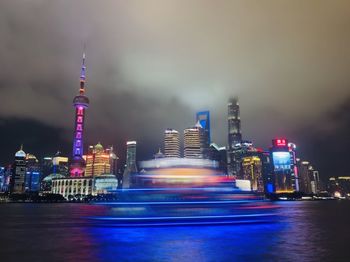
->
[0,0,349,177]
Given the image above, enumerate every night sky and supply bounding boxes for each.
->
[0,1,349,178]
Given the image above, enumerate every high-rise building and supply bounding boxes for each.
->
[126,141,137,172]
[207,143,227,172]
[164,129,180,158]
[311,169,320,194]
[11,146,27,194]
[70,52,89,177]
[227,97,242,176]
[184,124,202,159]
[0,167,6,192]
[298,161,312,194]
[123,141,137,189]
[196,111,211,145]
[85,143,112,177]
[41,157,53,180]
[25,154,41,192]
[270,138,293,193]
[241,156,264,192]
[288,143,299,192]
[227,97,242,148]
[52,152,69,177]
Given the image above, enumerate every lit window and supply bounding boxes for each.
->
[76,132,82,139]
[77,124,82,131]
[77,107,84,115]
[77,116,83,123]
[76,140,81,147]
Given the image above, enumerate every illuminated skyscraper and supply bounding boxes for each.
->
[288,142,300,192]
[11,146,26,193]
[184,124,202,159]
[164,129,180,158]
[85,143,112,177]
[241,156,264,192]
[70,52,89,177]
[25,153,41,192]
[228,97,242,148]
[227,97,242,176]
[52,152,69,177]
[126,141,138,172]
[270,138,293,193]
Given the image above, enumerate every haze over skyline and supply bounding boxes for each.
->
[1,0,350,178]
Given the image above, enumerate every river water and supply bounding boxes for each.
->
[0,201,349,261]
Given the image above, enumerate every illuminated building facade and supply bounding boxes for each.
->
[311,170,320,194]
[51,174,118,199]
[270,138,293,193]
[126,141,137,172]
[227,97,242,176]
[52,177,93,198]
[298,161,320,194]
[184,124,202,159]
[288,143,299,192]
[52,153,69,177]
[228,140,254,178]
[241,156,264,192]
[85,143,112,177]
[25,154,41,192]
[11,146,27,193]
[298,161,312,194]
[164,129,180,158]
[70,52,89,177]
[41,157,53,180]
[208,143,227,172]
[327,177,350,198]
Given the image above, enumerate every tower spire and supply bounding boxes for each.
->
[79,51,86,95]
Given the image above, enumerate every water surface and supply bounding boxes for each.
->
[0,201,349,261]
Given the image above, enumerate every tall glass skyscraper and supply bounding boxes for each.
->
[70,52,89,177]
[228,97,242,148]
[164,129,180,158]
[227,97,242,176]
[126,141,137,172]
[24,153,41,192]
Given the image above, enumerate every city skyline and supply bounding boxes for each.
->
[1,1,350,179]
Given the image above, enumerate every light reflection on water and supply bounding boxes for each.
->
[1,202,350,261]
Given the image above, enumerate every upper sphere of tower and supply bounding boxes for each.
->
[73,95,89,107]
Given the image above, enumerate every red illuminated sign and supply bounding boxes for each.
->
[273,138,288,147]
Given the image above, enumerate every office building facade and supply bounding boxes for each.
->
[85,143,112,177]
[164,129,180,158]
[184,124,202,159]
[11,146,27,194]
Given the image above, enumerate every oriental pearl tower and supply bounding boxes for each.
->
[70,52,89,177]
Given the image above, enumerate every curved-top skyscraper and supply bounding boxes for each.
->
[70,53,89,177]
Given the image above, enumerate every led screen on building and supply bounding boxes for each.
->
[272,152,291,172]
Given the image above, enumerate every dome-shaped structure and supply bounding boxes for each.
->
[43,173,66,182]
[73,95,89,107]
[95,142,104,152]
[15,145,26,158]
